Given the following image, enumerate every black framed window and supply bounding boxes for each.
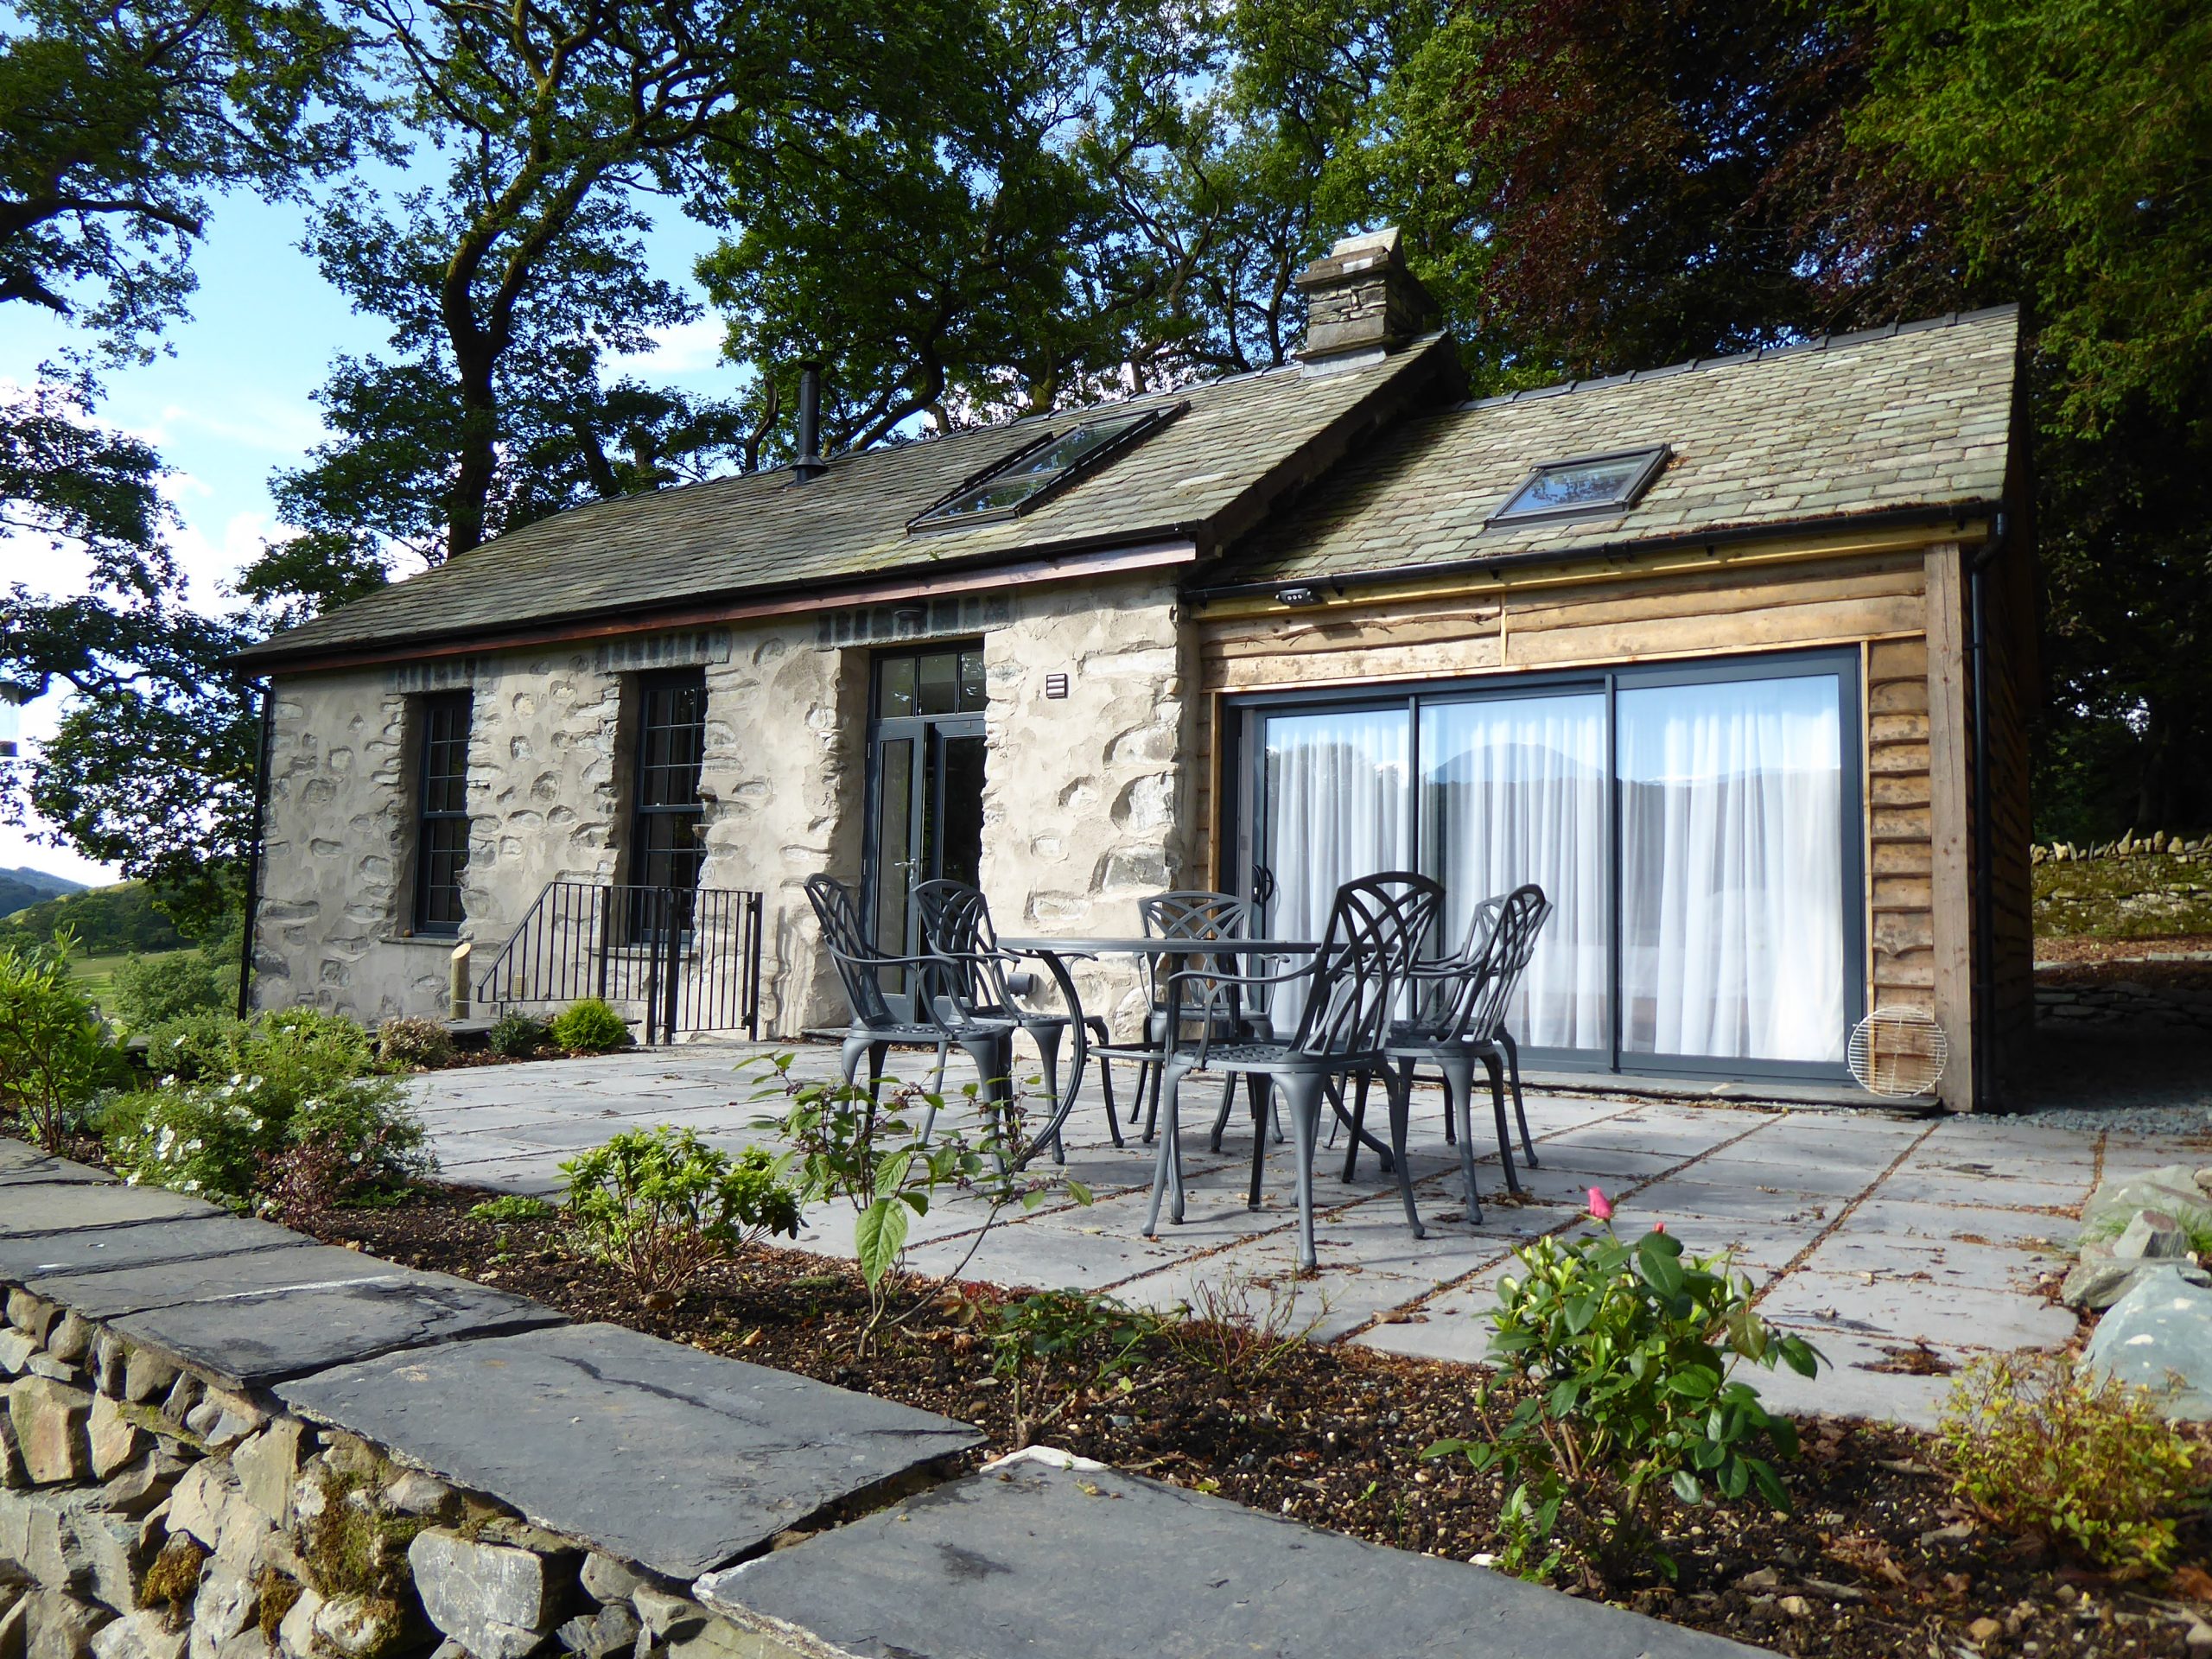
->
[411,691,473,935]
[1229,648,1864,1081]
[630,669,708,900]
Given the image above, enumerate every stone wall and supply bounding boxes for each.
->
[255,570,1192,1043]
[0,1294,798,1659]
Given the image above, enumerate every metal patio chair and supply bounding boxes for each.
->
[911,880,1122,1157]
[1142,873,1444,1270]
[1344,884,1553,1222]
[803,874,1015,1142]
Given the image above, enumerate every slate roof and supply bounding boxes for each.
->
[1207,307,2020,592]
[238,335,1459,666]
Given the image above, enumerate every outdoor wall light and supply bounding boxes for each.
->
[1274,585,1324,607]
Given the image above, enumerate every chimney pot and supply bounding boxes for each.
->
[1294,226,1439,374]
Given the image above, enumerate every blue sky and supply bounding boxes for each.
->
[3,179,734,886]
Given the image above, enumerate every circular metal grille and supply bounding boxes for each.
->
[1847,1005,1949,1097]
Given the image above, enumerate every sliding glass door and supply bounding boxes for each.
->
[1237,651,1861,1078]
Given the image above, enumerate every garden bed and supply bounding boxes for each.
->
[279,1180,2211,1659]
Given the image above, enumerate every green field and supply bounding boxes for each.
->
[69,947,194,1008]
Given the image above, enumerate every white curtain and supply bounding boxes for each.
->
[1617,677,1846,1064]
[1418,695,1609,1049]
[1261,708,1412,947]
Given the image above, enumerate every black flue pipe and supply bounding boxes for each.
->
[791,362,826,482]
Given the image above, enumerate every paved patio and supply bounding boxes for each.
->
[409,1040,2204,1429]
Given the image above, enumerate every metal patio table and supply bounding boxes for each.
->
[995,933,1393,1171]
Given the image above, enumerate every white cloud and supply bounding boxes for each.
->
[132,394,327,458]
[620,316,731,376]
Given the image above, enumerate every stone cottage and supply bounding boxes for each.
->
[232,229,2034,1110]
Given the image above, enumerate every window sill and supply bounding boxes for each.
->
[384,933,467,947]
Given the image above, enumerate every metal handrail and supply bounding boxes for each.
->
[474,880,765,1043]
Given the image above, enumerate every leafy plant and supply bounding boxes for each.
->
[1939,1353,2206,1576]
[560,1127,802,1296]
[984,1288,1157,1446]
[468,1193,558,1224]
[1426,1198,1819,1581]
[109,949,231,1029]
[549,997,631,1053]
[0,933,130,1148]
[105,1006,428,1209]
[375,1014,454,1070]
[1160,1272,1321,1382]
[748,1053,1085,1351]
[487,1012,550,1058]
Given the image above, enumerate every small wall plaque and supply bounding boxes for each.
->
[1044,672,1071,700]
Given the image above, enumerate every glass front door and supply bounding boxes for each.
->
[867,644,988,1019]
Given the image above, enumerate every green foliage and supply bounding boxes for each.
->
[986,1288,1156,1383]
[374,1014,454,1070]
[1939,1353,2205,1575]
[548,997,631,1053]
[0,881,190,956]
[467,1192,557,1224]
[747,1052,1087,1349]
[486,1012,550,1058]
[1426,1224,1818,1580]
[559,1127,802,1295]
[2034,851,2212,942]
[105,1006,425,1208]
[108,947,228,1029]
[0,932,129,1147]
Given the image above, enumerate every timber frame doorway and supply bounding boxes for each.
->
[863,642,988,1020]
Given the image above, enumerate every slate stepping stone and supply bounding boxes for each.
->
[29,1243,562,1389]
[0,1140,118,1187]
[698,1452,1765,1659]
[1,1178,223,1236]
[0,1216,303,1282]
[277,1322,984,1578]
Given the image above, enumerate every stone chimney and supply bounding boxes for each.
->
[1294,226,1440,374]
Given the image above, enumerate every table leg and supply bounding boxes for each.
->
[1012,948,1090,1172]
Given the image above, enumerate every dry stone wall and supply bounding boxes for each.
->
[0,1291,801,1659]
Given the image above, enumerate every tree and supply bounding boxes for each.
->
[245,0,823,605]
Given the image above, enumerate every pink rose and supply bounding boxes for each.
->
[1652,1221,1666,1234]
[1586,1186,1613,1221]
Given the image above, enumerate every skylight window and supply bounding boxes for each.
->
[908,404,1180,531]
[1489,446,1669,525]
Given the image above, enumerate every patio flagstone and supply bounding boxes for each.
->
[402,1039,2117,1432]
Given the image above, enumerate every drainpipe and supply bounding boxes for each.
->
[235,678,273,1020]
[1966,512,2010,1110]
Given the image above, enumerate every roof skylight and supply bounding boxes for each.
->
[1489,445,1669,525]
[908,404,1180,531]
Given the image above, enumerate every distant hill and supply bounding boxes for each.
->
[0,865,88,920]
[0,880,190,956]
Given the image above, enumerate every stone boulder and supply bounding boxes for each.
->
[9,1381,93,1485]
[407,1529,568,1659]
[2082,1264,2212,1419]
[2082,1166,2212,1241]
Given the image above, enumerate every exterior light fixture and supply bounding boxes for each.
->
[1274,585,1323,607]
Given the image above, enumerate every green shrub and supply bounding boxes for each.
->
[109,950,230,1030]
[549,998,631,1053]
[487,1012,550,1058]
[1940,1353,2206,1575]
[0,935,130,1148]
[1426,1211,1819,1580]
[375,1015,454,1070]
[560,1126,802,1295]
[106,1005,428,1210]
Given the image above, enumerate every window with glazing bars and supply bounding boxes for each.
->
[630,670,708,899]
[412,691,473,935]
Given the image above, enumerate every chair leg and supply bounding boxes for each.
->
[1484,1049,1522,1197]
[1438,1052,1481,1224]
[1276,1073,1325,1272]
[954,1033,1016,1171]
[1145,1052,1166,1144]
[1342,1072,1371,1182]
[1502,1031,1537,1166]
[1208,1077,1236,1154]
[838,1034,870,1093]
[1085,1017,1124,1149]
[1144,1060,1195,1235]
[1382,1063,1427,1242]
[1245,1074,1269,1211]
